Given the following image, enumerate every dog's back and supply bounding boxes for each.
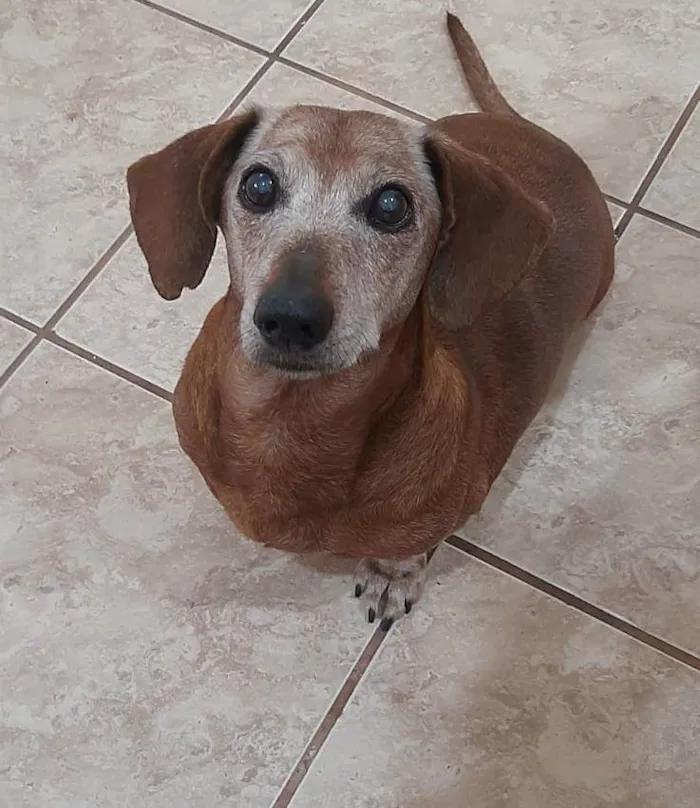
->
[443,12,614,301]
[433,13,615,483]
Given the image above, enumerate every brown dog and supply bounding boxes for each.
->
[127,13,614,627]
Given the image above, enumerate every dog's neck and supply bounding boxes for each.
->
[220,303,425,429]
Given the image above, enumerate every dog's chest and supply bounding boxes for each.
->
[220,406,366,510]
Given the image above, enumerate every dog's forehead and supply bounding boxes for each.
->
[258,105,425,180]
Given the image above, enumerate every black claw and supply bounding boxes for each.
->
[367,608,376,623]
[380,617,394,632]
[354,584,363,598]
[404,600,413,614]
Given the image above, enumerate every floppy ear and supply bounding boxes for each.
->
[424,133,554,330]
[126,109,259,300]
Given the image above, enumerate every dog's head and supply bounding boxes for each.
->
[127,105,552,377]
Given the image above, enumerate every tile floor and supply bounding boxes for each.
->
[1,1,699,806]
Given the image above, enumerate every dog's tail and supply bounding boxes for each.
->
[446,12,515,116]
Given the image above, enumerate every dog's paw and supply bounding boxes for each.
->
[353,554,428,631]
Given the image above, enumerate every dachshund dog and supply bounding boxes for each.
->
[127,13,614,628]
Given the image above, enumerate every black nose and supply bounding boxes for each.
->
[254,243,334,351]
[254,289,333,351]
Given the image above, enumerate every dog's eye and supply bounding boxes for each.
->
[240,167,276,212]
[367,186,411,231]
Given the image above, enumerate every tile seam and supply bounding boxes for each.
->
[130,0,271,55]
[446,535,700,674]
[634,206,700,240]
[275,56,434,123]
[270,629,389,807]
[616,84,700,238]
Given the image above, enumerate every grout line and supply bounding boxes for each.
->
[0,303,179,406]
[130,0,270,56]
[0,307,41,390]
[43,225,134,331]
[0,307,41,335]
[605,194,630,241]
[0,304,175,403]
[634,206,700,240]
[275,57,433,123]
[270,628,389,808]
[446,535,700,673]
[130,0,329,59]
[0,221,136,390]
[0,334,43,391]
[616,84,699,238]
[271,549,440,806]
[273,0,329,54]
[45,333,173,402]
[216,59,278,120]
[603,193,629,209]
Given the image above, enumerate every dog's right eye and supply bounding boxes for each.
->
[240,167,277,212]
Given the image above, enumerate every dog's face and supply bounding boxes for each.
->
[219,107,441,375]
[127,105,554,376]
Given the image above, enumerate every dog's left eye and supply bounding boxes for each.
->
[367,186,411,232]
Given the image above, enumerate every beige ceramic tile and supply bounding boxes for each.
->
[291,545,700,808]
[157,0,313,49]
[0,343,371,807]
[0,0,263,323]
[0,318,33,375]
[458,216,700,654]
[643,106,700,231]
[58,64,413,390]
[286,0,700,200]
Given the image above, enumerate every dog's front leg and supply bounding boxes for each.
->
[353,552,434,630]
